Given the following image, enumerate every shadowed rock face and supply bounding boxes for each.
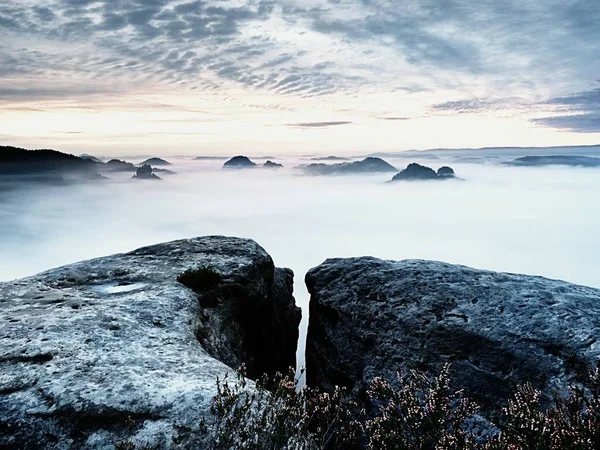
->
[305,258,600,413]
[223,156,257,168]
[302,157,396,175]
[0,237,300,449]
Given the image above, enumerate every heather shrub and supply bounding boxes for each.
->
[200,365,361,450]
[203,361,600,450]
[484,361,600,450]
[365,364,478,450]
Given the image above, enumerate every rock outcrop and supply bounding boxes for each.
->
[302,157,396,175]
[0,237,300,449]
[132,164,161,180]
[223,156,257,168]
[391,162,457,181]
[437,166,456,178]
[305,258,600,413]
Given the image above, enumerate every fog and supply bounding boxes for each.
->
[1,156,599,370]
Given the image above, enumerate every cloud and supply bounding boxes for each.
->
[0,0,599,126]
[533,86,600,133]
[0,86,112,101]
[378,117,409,121]
[33,6,56,22]
[532,114,600,133]
[543,87,600,110]
[1,107,44,112]
[286,121,352,128]
[431,97,535,116]
[433,99,498,113]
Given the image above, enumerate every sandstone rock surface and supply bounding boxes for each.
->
[306,257,600,411]
[0,236,300,449]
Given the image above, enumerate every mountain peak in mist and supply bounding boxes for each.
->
[223,156,258,168]
[140,157,171,166]
[263,160,283,169]
[132,164,162,180]
[391,163,458,181]
[302,157,397,175]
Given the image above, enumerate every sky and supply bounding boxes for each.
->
[1,0,599,156]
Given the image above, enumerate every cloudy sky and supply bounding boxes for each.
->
[1,0,599,155]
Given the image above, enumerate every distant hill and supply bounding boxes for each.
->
[140,157,171,166]
[0,146,98,175]
[367,144,600,160]
[391,163,458,181]
[223,156,257,168]
[153,168,177,175]
[263,160,283,169]
[301,157,396,175]
[193,156,229,161]
[79,154,104,163]
[104,159,136,172]
[505,155,600,167]
[309,156,351,161]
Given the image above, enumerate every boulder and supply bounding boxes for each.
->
[223,156,257,168]
[0,237,300,449]
[305,257,600,413]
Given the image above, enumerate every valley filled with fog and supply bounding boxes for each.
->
[1,153,599,369]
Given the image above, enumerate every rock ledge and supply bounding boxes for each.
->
[0,236,300,449]
[306,257,600,412]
